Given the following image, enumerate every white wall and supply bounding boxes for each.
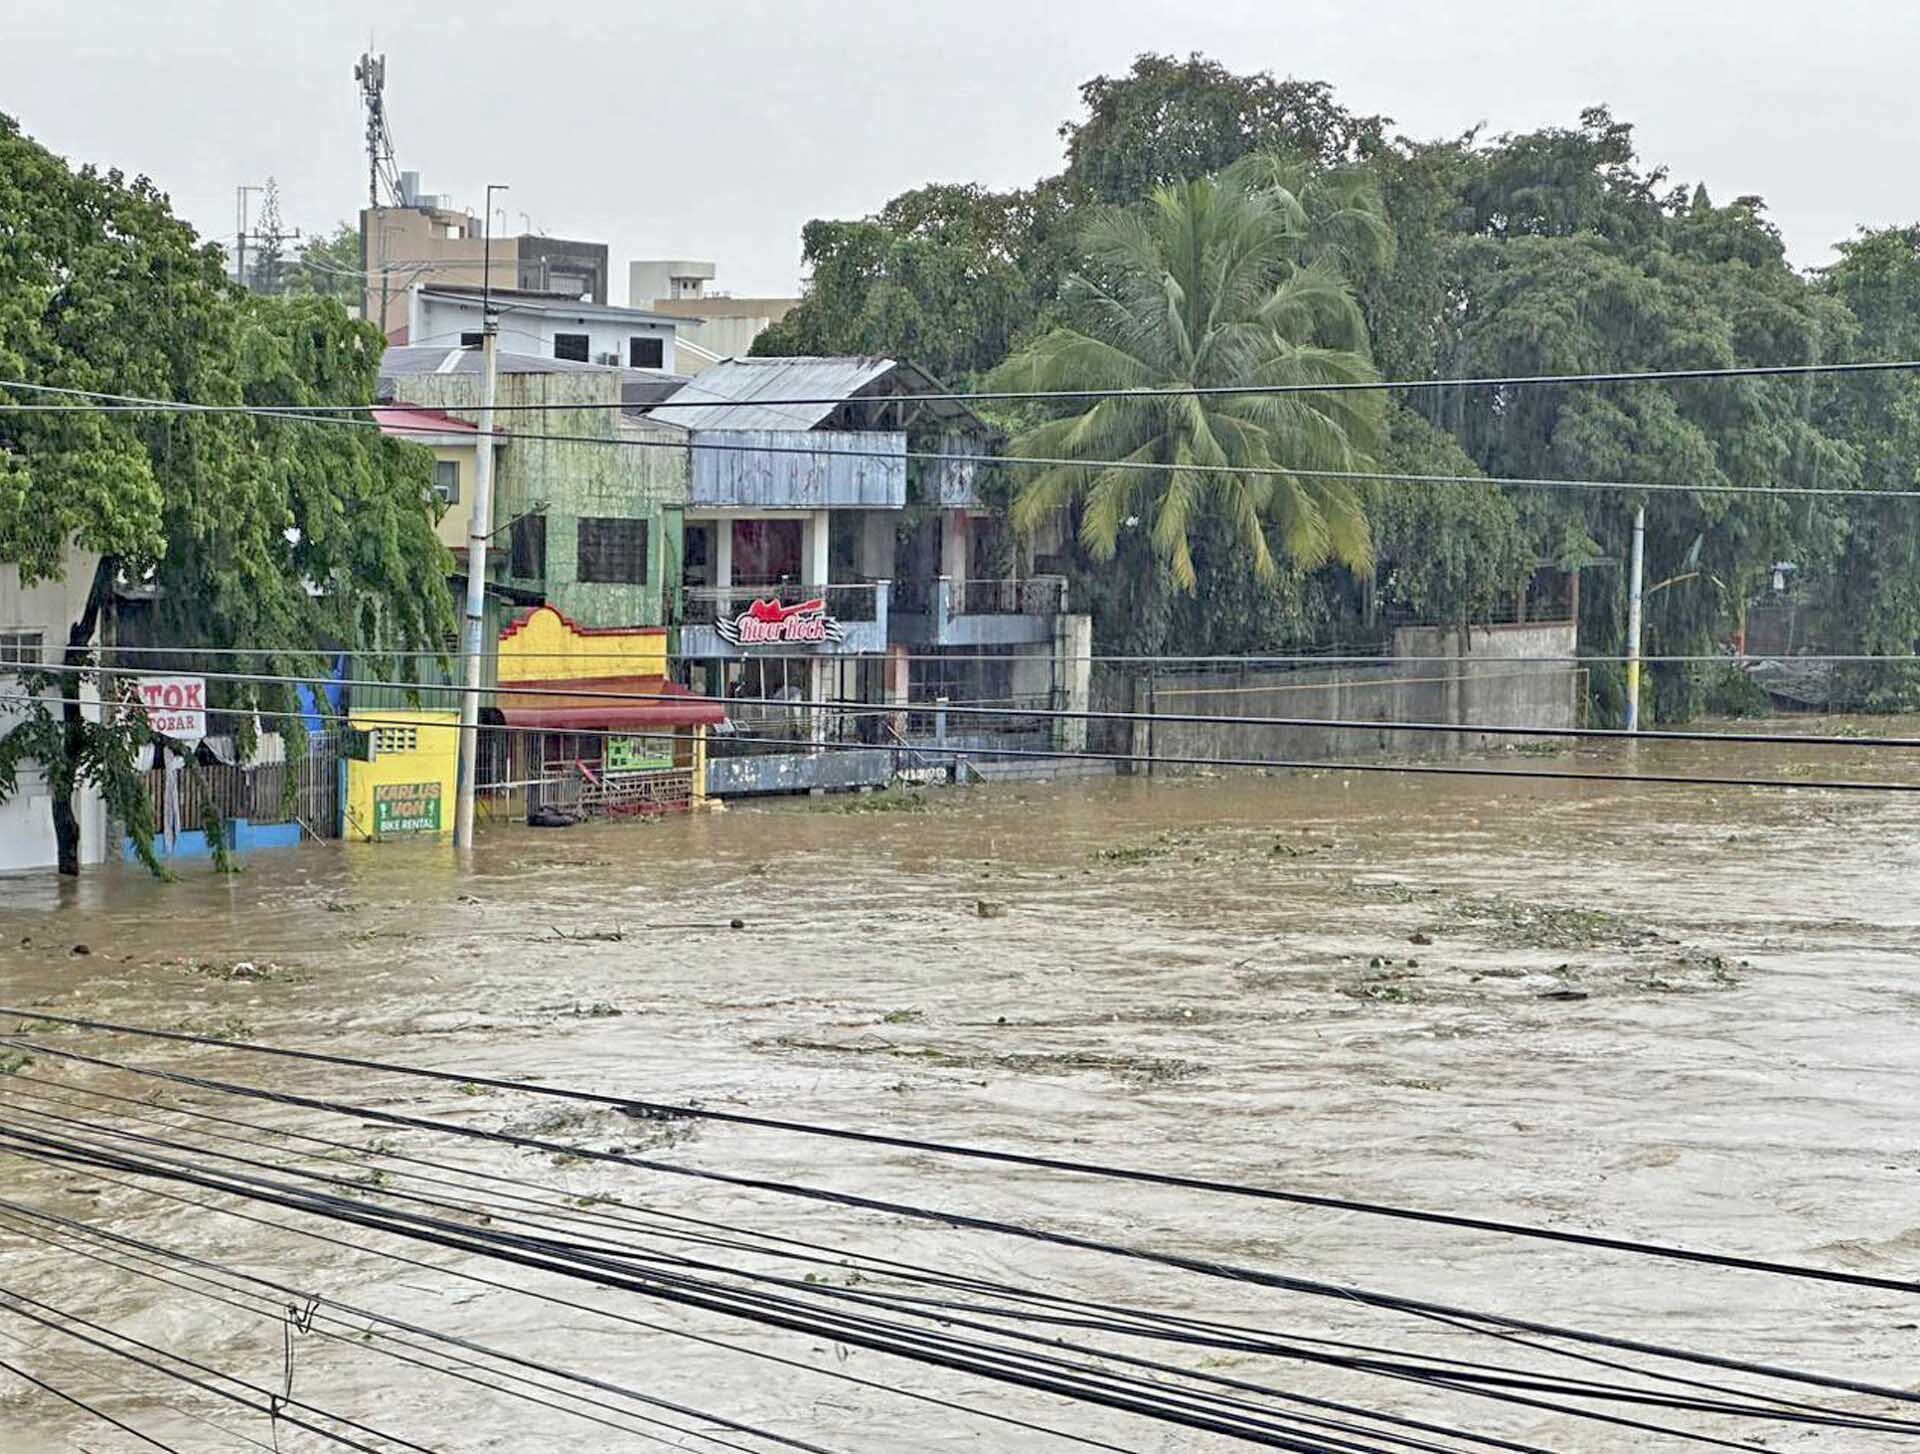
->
[410,292,679,372]
[0,557,110,873]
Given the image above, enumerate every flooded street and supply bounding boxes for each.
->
[2,725,1918,1451]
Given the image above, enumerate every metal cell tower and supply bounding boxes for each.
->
[354,52,401,207]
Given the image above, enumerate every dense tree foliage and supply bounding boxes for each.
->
[993,157,1385,594]
[0,115,454,874]
[758,56,1920,709]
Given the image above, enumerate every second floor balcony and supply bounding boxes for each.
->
[890,574,1068,648]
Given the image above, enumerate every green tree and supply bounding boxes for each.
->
[245,177,291,296]
[752,184,1039,381]
[1811,225,1920,702]
[285,221,364,308]
[0,115,454,876]
[1427,129,1858,720]
[992,156,1386,604]
[1060,53,1390,204]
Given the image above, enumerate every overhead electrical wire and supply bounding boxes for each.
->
[4,1034,1913,1419]
[0,1330,282,1454]
[0,1212,838,1454]
[11,1074,1882,1453]
[5,1010,1911,1298]
[5,377,1919,501]
[0,1173,1140,1454]
[71,640,1920,668]
[0,1290,429,1454]
[8,356,1920,412]
[0,1121,1779,1454]
[0,1355,186,1453]
[6,673,1918,801]
[6,1118,1902,1454]
[9,1076,1913,1449]
[19,654,1920,753]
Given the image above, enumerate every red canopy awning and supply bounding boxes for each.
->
[491,676,726,731]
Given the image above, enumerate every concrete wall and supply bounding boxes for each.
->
[1137,622,1580,768]
[428,442,480,551]
[410,294,678,372]
[362,208,515,338]
[398,370,689,628]
[0,558,109,873]
[344,709,460,842]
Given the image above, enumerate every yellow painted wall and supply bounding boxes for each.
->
[431,444,479,551]
[497,605,667,682]
[344,709,460,842]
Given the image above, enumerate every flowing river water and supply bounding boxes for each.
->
[1,724,1917,1451]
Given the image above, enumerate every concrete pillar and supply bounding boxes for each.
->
[713,520,733,590]
[940,510,968,584]
[1055,615,1092,753]
[803,509,830,587]
[808,657,827,753]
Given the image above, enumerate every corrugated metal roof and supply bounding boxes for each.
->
[652,356,903,432]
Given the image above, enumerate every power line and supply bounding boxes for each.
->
[0,1123,1756,1454]
[0,1355,184,1453]
[5,684,1910,798]
[0,1291,426,1454]
[6,1036,1916,1418]
[9,358,1920,413]
[0,1207,837,1454]
[6,378,1918,501]
[0,1118,1883,1453]
[8,1009,1913,1301]
[20,654,1920,751]
[0,1330,281,1454]
[59,640,1920,666]
[17,1073,1883,1450]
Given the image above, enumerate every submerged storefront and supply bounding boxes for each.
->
[482,606,725,818]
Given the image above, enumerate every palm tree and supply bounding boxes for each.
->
[993,155,1389,591]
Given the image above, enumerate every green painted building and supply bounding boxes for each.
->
[379,347,689,631]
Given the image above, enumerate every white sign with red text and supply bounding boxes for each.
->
[136,675,207,744]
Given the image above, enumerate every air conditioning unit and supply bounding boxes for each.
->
[595,351,620,366]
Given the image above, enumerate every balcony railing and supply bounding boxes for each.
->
[952,575,1068,619]
[683,580,887,626]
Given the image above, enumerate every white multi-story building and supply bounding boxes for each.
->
[406,285,687,374]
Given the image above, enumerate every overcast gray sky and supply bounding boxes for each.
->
[5,0,1914,303]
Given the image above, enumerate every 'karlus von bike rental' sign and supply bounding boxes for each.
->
[715,597,846,647]
[134,675,207,744]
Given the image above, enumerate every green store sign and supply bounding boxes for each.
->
[373,780,443,835]
[606,736,673,773]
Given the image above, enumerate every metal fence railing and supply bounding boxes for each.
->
[952,576,1068,619]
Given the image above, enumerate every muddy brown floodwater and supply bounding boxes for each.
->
[1,724,1918,1452]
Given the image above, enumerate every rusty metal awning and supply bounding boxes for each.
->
[490,676,726,731]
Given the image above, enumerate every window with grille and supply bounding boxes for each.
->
[0,631,44,672]
[433,459,460,505]
[576,517,649,584]
[628,336,664,368]
[553,333,590,362]
[373,727,419,755]
[509,513,546,579]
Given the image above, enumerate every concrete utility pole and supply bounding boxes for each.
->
[454,184,508,851]
[1625,503,1646,733]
